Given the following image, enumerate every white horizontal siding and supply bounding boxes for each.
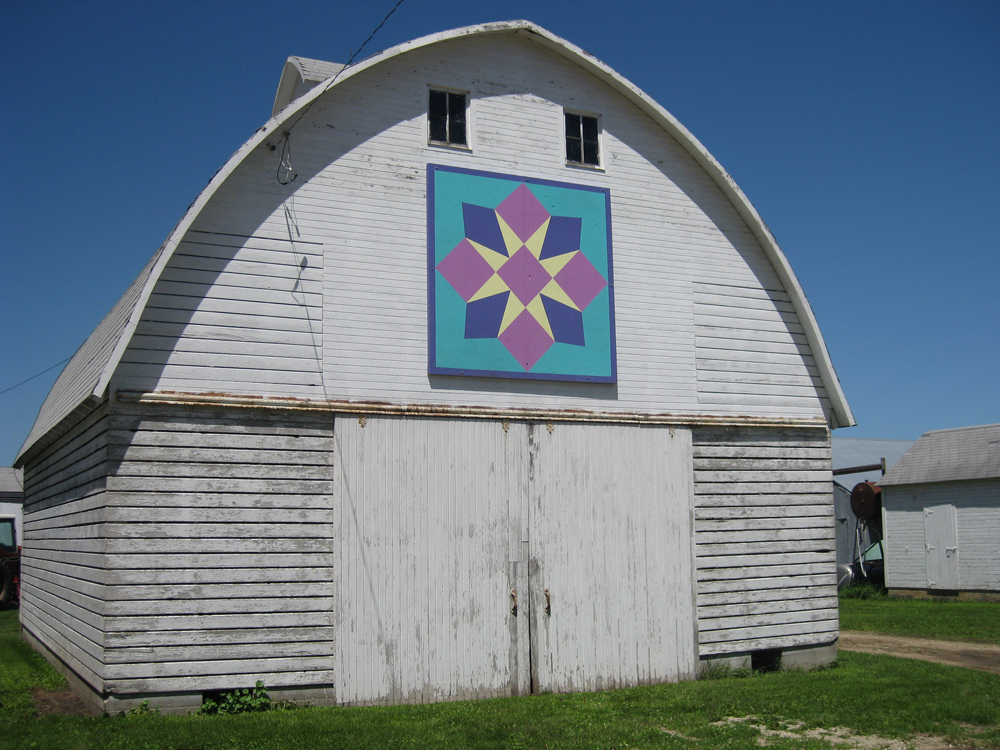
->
[102,403,335,694]
[114,232,323,397]
[884,479,1000,592]
[695,282,828,419]
[20,405,110,692]
[112,32,827,422]
[692,426,836,656]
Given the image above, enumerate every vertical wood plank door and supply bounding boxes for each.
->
[527,423,698,693]
[924,503,959,590]
[332,416,519,704]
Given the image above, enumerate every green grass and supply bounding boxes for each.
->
[3,609,999,749]
[0,609,66,717]
[840,595,1000,643]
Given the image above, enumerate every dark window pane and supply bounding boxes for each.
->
[429,114,447,142]
[565,112,581,137]
[583,139,599,165]
[448,92,466,121]
[582,116,598,141]
[430,90,467,145]
[429,90,447,118]
[566,137,582,163]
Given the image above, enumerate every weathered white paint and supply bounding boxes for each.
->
[692,426,837,657]
[333,415,696,704]
[332,415,520,704]
[17,21,852,469]
[19,404,110,690]
[884,479,1000,593]
[104,31,832,427]
[528,422,697,691]
[95,404,336,696]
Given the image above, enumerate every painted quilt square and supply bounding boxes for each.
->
[428,165,616,382]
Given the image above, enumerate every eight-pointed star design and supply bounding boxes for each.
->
[436,183,608,371]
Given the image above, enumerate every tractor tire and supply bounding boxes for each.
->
[0,559,14,607]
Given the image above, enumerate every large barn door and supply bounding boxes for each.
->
[924,503,959,590]
[332,416,520,704]
[526,422,697,692]
[332,416,696,704]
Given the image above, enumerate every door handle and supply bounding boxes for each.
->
[510,588,517,616]
[544,588,551,616]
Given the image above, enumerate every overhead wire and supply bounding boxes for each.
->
[0,356,72,396]
[274,0,407,183]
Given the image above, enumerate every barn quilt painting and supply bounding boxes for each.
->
[428,165,616,382]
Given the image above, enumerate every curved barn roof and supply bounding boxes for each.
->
[17,20,853,466]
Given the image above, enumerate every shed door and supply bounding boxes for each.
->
[527,423,697,692]
[923,503,959,590]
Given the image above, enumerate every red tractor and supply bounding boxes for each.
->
[0,516,20,607]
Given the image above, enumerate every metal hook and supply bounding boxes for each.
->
[510,589,517,616]
[544,588,551,616]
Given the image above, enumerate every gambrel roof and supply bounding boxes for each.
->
[16,20,854,466]
[879,423,1000,486]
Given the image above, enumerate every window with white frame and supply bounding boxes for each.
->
[565,111,600,167]
[429,89,467,147]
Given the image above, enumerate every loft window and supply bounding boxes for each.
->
[565,112,600,167]
[429,89,467,147]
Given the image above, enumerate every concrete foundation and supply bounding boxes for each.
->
[698,640,838,676]
[888,588,1000,602]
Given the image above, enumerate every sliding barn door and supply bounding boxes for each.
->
[527,423,697,692]
[332,416,519,704]
[332,416,696,704]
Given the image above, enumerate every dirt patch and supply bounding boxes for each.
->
[839,631,1000,675]
[715,717,968,749]
[31,687,91,716]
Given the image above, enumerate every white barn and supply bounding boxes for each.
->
[15,21,853,714]
[879,424,1000,598]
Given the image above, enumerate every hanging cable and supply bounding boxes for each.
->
[277,132,298,185]
[0,356,72,396]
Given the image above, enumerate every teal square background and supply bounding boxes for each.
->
[429,166,616,381]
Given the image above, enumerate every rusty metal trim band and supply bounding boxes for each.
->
[115,390,830,429]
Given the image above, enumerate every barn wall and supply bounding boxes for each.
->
[112,31,829,423]
[883,479,1000,593]
[692,426,838,658]
[20,404,110,701]
[118,231,324,399]
[101,402,336,698]
[85,402,699,706]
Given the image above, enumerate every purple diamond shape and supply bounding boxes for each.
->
[495,184,551,242]
[498,247,551,305]
[498,310,554,371]
[554,252,607,310]
[437,238,495,302]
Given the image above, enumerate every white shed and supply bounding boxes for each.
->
[879,424,1000,598]
[15,21,853,714]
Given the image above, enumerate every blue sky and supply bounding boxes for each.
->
[2,1,998,464]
